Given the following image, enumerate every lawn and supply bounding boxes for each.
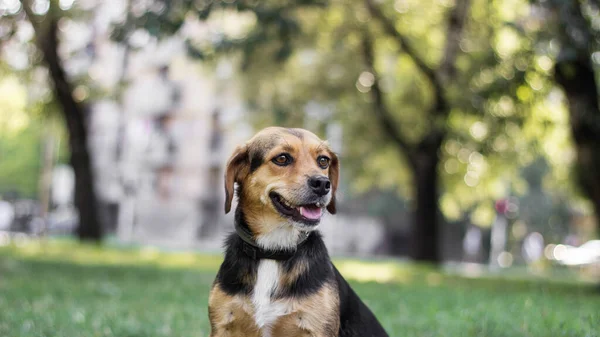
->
[0,240,598,337]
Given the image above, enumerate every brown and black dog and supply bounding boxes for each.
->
[208,127,388,337]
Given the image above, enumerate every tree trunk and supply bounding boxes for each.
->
[33,16,102,241]
[555,58,600,235]
[410,150,441,263]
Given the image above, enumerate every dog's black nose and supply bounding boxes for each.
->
[308,176,331,196]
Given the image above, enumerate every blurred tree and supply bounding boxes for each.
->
[237,0,580,261]
[9,0,103,241]
[114,0,594,251]
[358,0,472,262]
[235,0,471,262]
[1,0,581,253]
[114,1,490,261]
[532,0,600,235]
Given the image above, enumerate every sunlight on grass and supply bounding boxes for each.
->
[335,260,412,283]
[0,239,223,272]
[0,238,594,289]
[1,239,436,285]
[426,272,443,286]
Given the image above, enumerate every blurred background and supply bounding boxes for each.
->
[1,0,600,281]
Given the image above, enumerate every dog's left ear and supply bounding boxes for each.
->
[224,145,249,214]
[327,152,340,214]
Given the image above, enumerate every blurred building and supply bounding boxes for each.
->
[62,0,249,248]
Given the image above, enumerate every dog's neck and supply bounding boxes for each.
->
[218,218,331,298]
[255,225,305,250]
[234,206,310,260]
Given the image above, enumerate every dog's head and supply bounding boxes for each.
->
[224,127,339,237]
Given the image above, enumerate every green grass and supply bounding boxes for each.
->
[0,240,598,337]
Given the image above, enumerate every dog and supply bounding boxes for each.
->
[208,127,389,337]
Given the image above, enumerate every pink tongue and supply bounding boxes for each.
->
[299,206,322,220]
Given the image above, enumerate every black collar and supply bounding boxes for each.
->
[235,221,310,261]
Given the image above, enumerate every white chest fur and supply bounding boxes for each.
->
[252,260,291,336]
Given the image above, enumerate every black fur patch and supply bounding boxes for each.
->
[248,139,275,173]
[249,155,263,173]
[216,234,256,295]
[278,233,333,298]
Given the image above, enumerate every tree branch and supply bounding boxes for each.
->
[365,0,471,118]
[361,31,416,168]
[429,0,471,118]
[364,0,437,87]
[438,0,471,84]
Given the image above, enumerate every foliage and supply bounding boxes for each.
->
[1,0,594,240]
[0,75,39,198]
[527,0,600,231]
[0,241,598,337]
[114,0,327,67]
[0,70,68,198]
[0,124,42,198]
[0,3,75,199]
[111,0,597,234]
[232,0,582,232]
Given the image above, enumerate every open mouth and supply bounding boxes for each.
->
[269,192,323,225]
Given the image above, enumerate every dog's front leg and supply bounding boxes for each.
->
[208,285,261,337]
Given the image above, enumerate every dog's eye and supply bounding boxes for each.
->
[272,153,292,166]
[317,156,330,169]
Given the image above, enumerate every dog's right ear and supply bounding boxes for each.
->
[326,152,340,214]
[224,145,249,214]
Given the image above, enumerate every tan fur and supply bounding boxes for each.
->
[209,283,340,337]
[279,258,310,288]
[209,284,261,337]
[271,284,340,337]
